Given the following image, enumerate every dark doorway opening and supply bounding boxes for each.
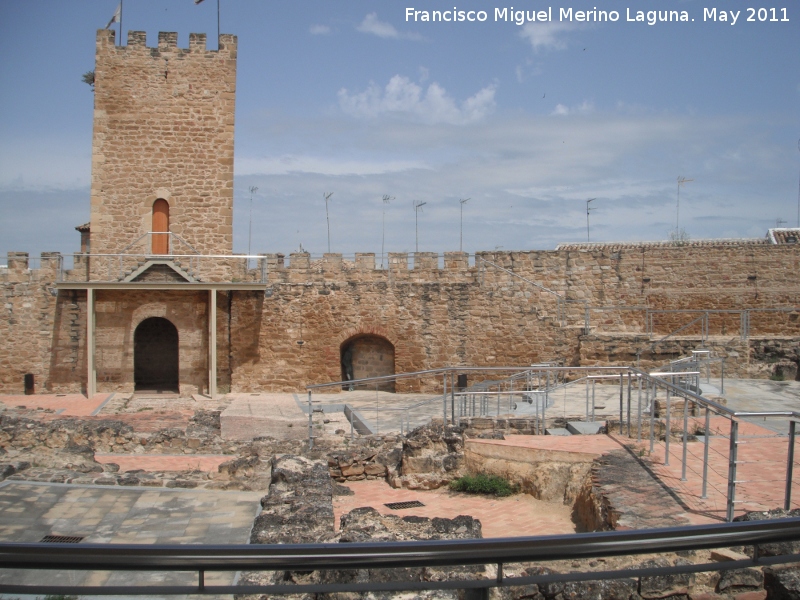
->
[134,317,179,393]
[340,335,395,392]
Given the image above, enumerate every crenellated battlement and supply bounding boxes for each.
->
[0,252,62,284]
[96,29,236,56]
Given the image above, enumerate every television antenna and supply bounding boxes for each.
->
[459,198,470,252]
[247,186,258,259]
[777,218,787,228]
[381,195,394,269]
[586,198,596,242]
[414,201,427,253]
[323,192,333,253]
[676,176,693,233]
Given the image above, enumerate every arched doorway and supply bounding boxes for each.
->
[134,317,179,393]
[340,335,395,392]
[152,199,170,255]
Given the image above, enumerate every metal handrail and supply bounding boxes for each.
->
[306,365,630,391]
[1,519,799,596]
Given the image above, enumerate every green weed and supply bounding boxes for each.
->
[449,474,515,497]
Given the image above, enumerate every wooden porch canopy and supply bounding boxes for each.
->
[55,281,266,399]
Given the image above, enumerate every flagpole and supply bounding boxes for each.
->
[217,0,220,43]
[119,0,123,46]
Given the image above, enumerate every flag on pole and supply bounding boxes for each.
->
[105,3,121,29]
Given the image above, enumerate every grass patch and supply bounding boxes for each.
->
[449,474,515,497]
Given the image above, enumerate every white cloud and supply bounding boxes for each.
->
[0,138,91,191]
[236,155,428,177]
[356,13,422,41]
[550,101,595,116]
[338,75,497,125]
[309,24,331,35]
[231,107,798,254]
[520,22,581,52]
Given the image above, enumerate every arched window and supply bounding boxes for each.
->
[152,199,170,254]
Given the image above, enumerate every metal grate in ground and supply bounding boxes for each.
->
[384,500,425,510]
[40,535,84,543]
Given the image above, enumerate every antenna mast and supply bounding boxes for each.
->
[323,192,333,253]
[676,176,693,233]
[381,195,394,269]
[586,198,596,242]
[459,198,470,252]
[414,201,427,253]
[247,186,258,260]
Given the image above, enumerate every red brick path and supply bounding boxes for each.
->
[94,454,230,473]
[334,479,576,538]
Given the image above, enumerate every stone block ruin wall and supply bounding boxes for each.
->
[2,240,799,395]
[89,30,236,259]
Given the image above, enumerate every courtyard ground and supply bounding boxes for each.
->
[0,378,798,595]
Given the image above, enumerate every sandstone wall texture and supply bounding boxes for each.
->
[89,30,236,258]
[93,289,211,395]
[2,241,799,395]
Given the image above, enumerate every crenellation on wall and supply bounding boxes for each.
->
[125,30,146,47]
[1,242,798,394]
[355,253,375,271]
[157,31,178,49]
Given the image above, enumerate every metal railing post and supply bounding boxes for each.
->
[443,373,447,425]
[664,386,671,466]
[545,370,550,412]
[542,387,547,431]
[649,378,655,454]
[627,372,632,437]
[308,391,314,449]
[591,379,596,422]
[727,420,739,522]
[585,378,589,420]
[681,392,690,481]
[701,406,710,499]
[637,373,642,442]
[451,371,456,426]
[787,420,797,511]
[619,374,624,435]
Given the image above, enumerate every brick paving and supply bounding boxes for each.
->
[94,453,231,473]
[0,392,113,416]
[85,411,195,432]
[334,479,575,538]
[5,385,799,534]
[467,432,625,455]
[613,415,799,522]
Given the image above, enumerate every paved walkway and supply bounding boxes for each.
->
[334,479,575,539]
[0,481,261,594]
[631,415,799,522]
[95,453,231,472]
[0,392,114,416]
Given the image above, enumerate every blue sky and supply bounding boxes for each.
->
[1,0,798,258]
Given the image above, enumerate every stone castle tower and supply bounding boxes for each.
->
[89,29,237,256]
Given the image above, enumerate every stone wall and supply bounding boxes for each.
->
[92,290,211,395]
[0,253,75,394]
[89,30,236,258]
[1,240,799,394]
